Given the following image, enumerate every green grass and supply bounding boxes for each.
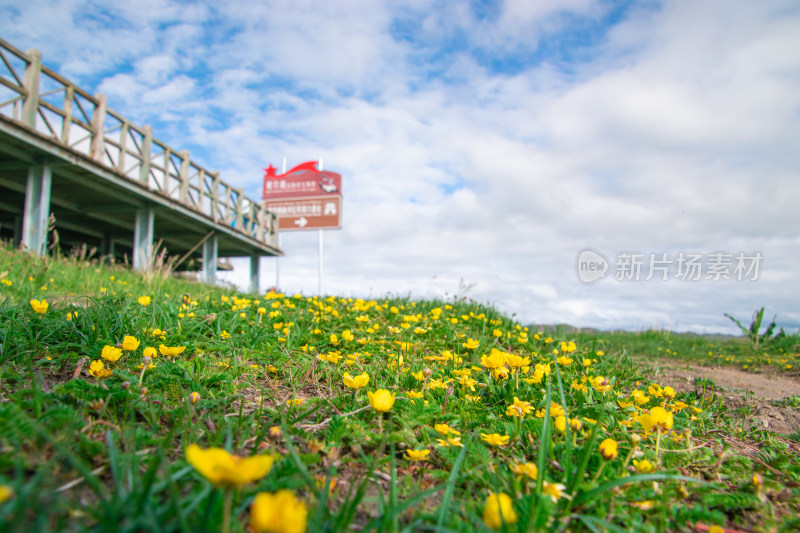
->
[0,244,798,532]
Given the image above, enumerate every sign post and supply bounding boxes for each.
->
[262,160,342,295]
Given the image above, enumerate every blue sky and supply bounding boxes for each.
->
[2,0,799,333]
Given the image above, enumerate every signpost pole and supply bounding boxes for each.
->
[275,157,286,290]
[318,228,324,296]
[318,158,324,296]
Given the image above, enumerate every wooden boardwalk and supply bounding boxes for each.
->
[0,37,281,292]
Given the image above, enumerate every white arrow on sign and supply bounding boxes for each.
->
[294,216,308,228]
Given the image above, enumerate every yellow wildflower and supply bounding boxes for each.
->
[121,336,140,351]
[554,416,567,434]
[599,438,618,460]
[159,344,187,356]
[30,299,48,314]
[0,485,14,503]
[434,423,461,436]
[638,406,674,433]
[89,360,112,379]
[143,346,157,358]
[462,338,480,350]
[481,349,506,370]
[506,397,533,418]
[542,481,566,503]
[138,296,151,306]
[101,345,123,362]
[633,459,656,473]
[510,462,538,480]
[482,492,518,530]
[480,433,510,447]
[185,444,274,488]
[250,489,307,533]
[404,449,430,461]
[343,372,369,389]
[367,389,395,412]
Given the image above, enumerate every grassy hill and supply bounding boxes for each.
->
[0,244,798,532]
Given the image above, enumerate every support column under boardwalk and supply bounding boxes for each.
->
[22,163,52,256]
[133,209,155,271]
[203,235,218,284]
[250,255,260,295]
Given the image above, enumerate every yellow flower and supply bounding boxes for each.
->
[480,433,510,447]
[286,398,304,406]
[633,459,656,473]
[250,490,307,533]
[404,448,430,461]
[480,349,506,370]
[220,330,231,340]
[407,390,424,399]
[185,444,274,488]
[708,527,724,533]
[556,355,573,366]
[637,406,674,433]
[138,296,151,306]
[554,416,567,434]
[599,438,618,460]
[121,336,140,351]
[30,299,48,314]
[434,423,461,436]
[0,279,12,287]
[436,437,463,447]
[505,397,533,418]
[462,338,480,350]
[482,492,517,530]
[510,462,538,480]
[189,392,201,404]
[143,346,157,358]
[505,354,530,370]
[367,389,395,412]
[89,360,112,379]
[0,484,14,503]
[542,481,566,503]
[159,344,187,356]
[631,390,650,405]
[343,372,369,390]
[101,345,123,362]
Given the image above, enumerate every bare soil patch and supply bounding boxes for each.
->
[636,357,800,435]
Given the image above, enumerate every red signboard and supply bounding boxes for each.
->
[262,161,342,200]
[263,196,342,231]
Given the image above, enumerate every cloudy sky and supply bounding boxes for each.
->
[2,0,799,333]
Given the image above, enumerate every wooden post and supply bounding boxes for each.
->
[139,125,152,186]
[21,49,42,129]
[210,170,220,222]
[117,122,129,173]
[179,150,190,203]
[90,93,107,162]
[235,187,244,231]
[61,85,74,144]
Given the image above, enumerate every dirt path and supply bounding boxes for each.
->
[635,357,800,435]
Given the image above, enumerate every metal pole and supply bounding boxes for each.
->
[318,228,324,296]
[318,158,324,296]
[275,157,286,291]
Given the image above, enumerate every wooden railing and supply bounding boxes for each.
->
[0,37,278,248]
